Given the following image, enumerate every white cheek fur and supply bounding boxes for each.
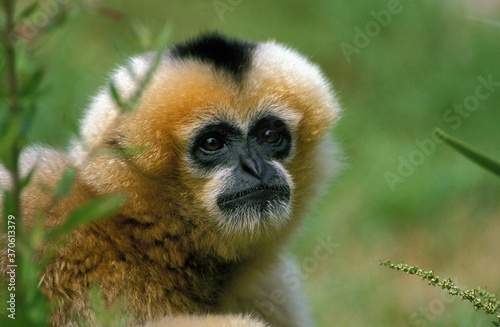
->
[197,160,294,237]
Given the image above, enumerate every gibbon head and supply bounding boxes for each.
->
[72,33,341,254]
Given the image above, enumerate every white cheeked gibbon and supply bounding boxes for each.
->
[0,33,341,326]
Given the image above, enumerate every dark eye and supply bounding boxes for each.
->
[257,120,285,144]
[200,134,225,152]
[258,128,281,143]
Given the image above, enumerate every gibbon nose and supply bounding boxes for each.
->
[240,154,263,179]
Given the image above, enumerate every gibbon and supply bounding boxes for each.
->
[0,33,341,326]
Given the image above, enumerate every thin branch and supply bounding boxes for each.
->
[3,0,21,217]
[4,0,18,115]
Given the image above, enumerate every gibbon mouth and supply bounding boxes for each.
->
[217,185,290,208]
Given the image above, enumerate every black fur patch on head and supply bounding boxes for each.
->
[169,33,256,81]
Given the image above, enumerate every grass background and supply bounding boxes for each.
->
[10,0,500,325]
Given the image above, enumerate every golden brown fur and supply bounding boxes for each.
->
[0,35,341,326]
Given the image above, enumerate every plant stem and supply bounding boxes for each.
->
[4,0,18,115]
[3,0,21,219]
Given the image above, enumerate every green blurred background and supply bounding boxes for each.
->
[15,0,500,325]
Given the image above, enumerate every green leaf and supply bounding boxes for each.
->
[19,102,37,140]
[2,189,21,221]
[0,113,22,170]
[2,191,14,230]
[123,57,138,81]
[89,285,129,326]
[154,22,172,49]
[131,21,153,50]
[45,194,126,241]
[18,2,39,20]
[434,128,500,178]
[127,47,166,110]
[52,167,76,200]
[20,68,44,97]
[109,81,127,111]
[19,163,38,190]
[42,11,68,36]
[107,145,145,159]
[37,274,45,290]
[491,321,500,327]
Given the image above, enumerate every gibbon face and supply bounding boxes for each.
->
[188,111,295,235]
[73,33,340,250]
